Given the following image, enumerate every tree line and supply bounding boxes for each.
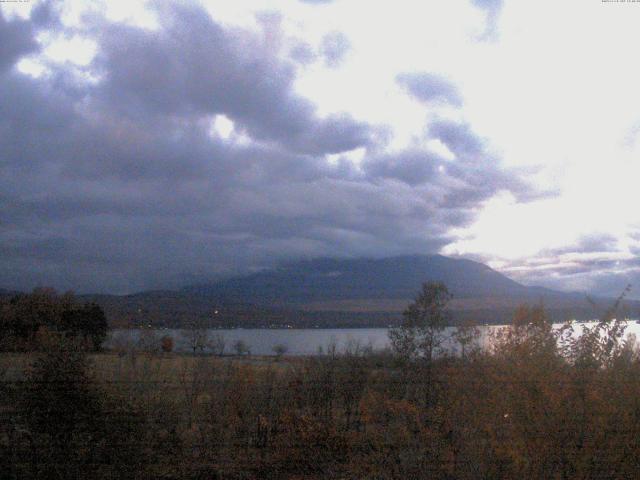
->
[0,288,108,351]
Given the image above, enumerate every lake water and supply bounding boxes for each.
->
[107,321,640,356]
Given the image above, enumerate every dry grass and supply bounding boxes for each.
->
[0,351,296,386]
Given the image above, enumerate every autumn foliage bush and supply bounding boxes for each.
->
[161,335,174,353]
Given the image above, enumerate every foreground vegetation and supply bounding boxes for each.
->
[2,284,640,479]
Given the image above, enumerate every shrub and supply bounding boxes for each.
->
[160,335,174,353]
[272,343,288,358]
[233,339,250,356]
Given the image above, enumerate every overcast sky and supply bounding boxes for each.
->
[1,0,639,297]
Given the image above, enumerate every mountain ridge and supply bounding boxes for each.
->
[184,254,583,304]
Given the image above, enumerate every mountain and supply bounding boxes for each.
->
[181,255,638,325]
[62,255,640,327]
[184,255,584,304]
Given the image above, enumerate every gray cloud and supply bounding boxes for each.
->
[364,149,443,186]
[289,41,317,65]
[0,3,537,294]
[472,0,503,13]
[471,0,504,40]
[517,267,640,301]
[0,10,38,73]
[397,72,463,107]
[553,234,619,256]
[498,233,640,299]
[92,4,372,156]
[429,120,482,156]
[427,120,541,205]
[321,31,350,68]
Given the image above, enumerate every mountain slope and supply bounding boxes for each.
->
[186,255,552,303]
[180,254,639,325]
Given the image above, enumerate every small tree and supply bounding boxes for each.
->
[272,343,288,359]
[137,326,158,353]
[82,303,108,350]
[160,335,174,353]
[60,302,108,351]
[389,282,451,362]
[564,285,632,370]
[19,336,147,478]
[452,320,481,360]
[492,303,561,364]
[233,339,250,356]
[20,337,100,477]
[22,339,97,438]
[184,322,210,355]
[210,333,226,356]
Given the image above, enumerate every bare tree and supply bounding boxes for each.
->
[452,320,481,360]
[210,333,226,356]
[137,326,159,354]
[183,322,210,355]
[233,339,250,356]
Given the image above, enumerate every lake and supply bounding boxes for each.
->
[107,320,640,356]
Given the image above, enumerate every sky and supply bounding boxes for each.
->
[1,0,639,297]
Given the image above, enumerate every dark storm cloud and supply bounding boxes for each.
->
[0,10,38,73]
[358,119,545,240]
[397,72,463,107]
[364,149,443,186]
[427,120,542,205]
[92,3,371,155]
[0,3,537,293]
